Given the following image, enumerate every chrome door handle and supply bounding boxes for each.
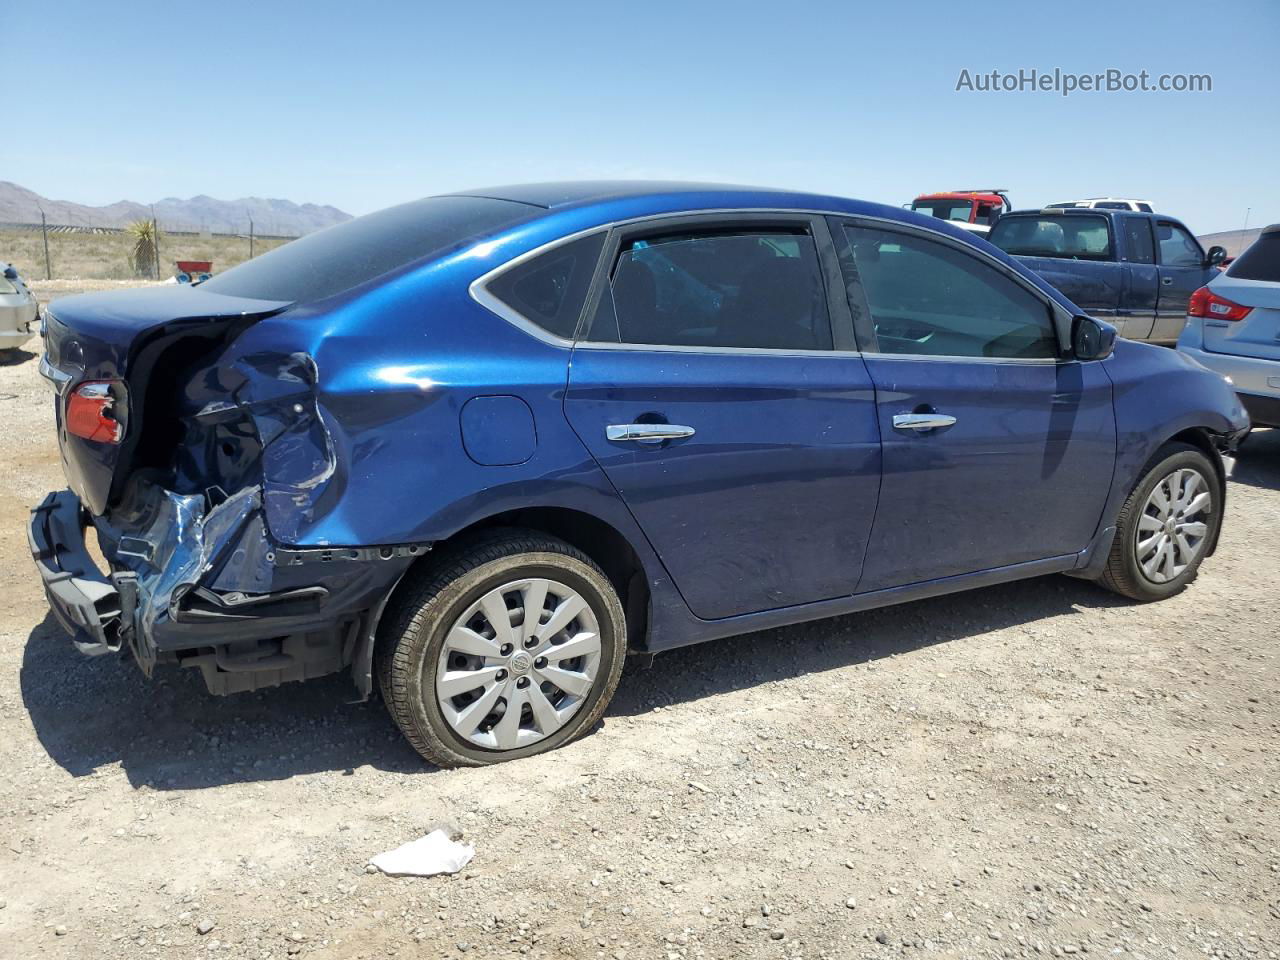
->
[892,413,957,431]
[606,423,696,444]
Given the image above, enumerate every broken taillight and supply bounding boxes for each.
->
[66,381,124,444]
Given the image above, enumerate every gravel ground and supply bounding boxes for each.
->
[0,305,1276,959]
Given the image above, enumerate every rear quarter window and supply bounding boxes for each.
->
[988,215,1113,260]
[1226,233,1280,283]
[199,196,538,303]
[483,232,606,339]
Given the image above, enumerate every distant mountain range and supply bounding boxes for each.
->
[0,181,351,237]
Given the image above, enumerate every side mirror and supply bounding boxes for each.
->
[2,266,16,280]
[1205,245,1227,267]
[1072,314,1116,361]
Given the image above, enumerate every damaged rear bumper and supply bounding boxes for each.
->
[29,491,129,656]
[29,487,428,696]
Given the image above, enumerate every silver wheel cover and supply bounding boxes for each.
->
[1135,467,1213,584]
[433,578,602,750]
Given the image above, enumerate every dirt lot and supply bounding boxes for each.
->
[0,296,1276,959]
[1,229,290,283]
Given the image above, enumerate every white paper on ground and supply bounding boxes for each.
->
[369,829,476,877]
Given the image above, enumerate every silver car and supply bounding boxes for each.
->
[0,262,37,351]
[1178,224,1280,428]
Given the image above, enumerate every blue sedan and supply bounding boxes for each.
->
[30,182,1249,765]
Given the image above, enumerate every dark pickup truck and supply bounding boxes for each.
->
[988,209,1227,345]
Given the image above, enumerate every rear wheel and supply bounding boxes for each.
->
[1099,443,1222,601]
[376,531,626,767]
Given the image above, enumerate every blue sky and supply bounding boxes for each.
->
[5,0,1276,234]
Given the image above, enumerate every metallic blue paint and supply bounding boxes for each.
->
[855,355,1116,591]
[34,183,1249,675]
[564,347,882,620]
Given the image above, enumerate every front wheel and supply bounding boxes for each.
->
[1098,443,1223,601]
[376,531,626,767]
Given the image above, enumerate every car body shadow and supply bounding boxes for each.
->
[21,612,432,789]
[0,348,37,367]
[24,574,1127,788]
[1231,427,1278,491]
[610,574,1127,716]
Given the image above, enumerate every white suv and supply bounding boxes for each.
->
[1177,224,1280,428]
[1047,198,1154,213]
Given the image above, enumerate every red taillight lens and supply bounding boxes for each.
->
[66,381,124,444]
[1188,286,1252,321]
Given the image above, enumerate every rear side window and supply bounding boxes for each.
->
[200,196,537,303]
[1122,217,1155,264]
[1136,202,1154,213]
[485,232,605,339]
[1096,201,1131,210]
[988,215,1112,260]
[839,225,1058,360]
[1226,232,1280,282]
[585,229,833,351]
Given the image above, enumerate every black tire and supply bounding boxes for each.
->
[1098,442,1223,601]
[375,530,626,767]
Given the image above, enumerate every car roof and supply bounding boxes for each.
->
[431,181,1080,313]
[1005,208,1169,221]
[440,180,917,224]
[445,180,801,209]
[914,191,1006,200]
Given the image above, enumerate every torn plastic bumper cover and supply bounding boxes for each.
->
[30,484,428,696]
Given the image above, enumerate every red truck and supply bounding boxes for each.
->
[908,189,1011,235]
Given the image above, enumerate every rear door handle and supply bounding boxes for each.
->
[606,423,696,444]
[1161,277,1173,285]
[892,413,957,432]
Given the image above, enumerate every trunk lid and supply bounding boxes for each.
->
[1200,274,1280,362]
[42,286,291,515]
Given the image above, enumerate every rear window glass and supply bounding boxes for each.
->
[485,232,605,339]
[1226,233,1280,283]
[200,196,537,303]
[988,215,1113,260]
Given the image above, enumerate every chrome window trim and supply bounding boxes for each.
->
[468,225,610,349]
[573,341,864,358]
[39,355,74,394]
[469,206,1072,362]
[860,353,1061,366]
